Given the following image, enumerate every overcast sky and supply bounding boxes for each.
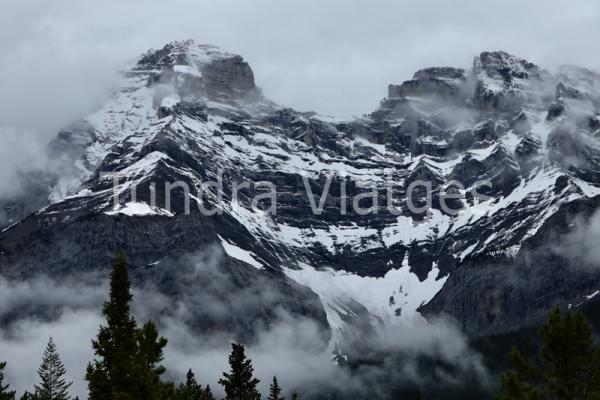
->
[1,0,599,135]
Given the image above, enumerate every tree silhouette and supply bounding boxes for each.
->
[219,344,260,400]
[0,362,15,400]
[267,376,284,400]
[86,253,138,400]
[135,321,168,399]
[34,338,72,400]
[495,307,600,399]
[174,369,215,400]
[86,253,168,400]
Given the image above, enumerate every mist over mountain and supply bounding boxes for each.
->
[0,37,600,398]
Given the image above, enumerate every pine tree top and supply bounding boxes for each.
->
[35,337,72,400]
[87,252,169,400]
[219,343,261,400]
[495,306,600,400]
[0,361,16,400]
[103,252,135,326]
[268,376,284,400]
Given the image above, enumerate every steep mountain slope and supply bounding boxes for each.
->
[2,41,600,349]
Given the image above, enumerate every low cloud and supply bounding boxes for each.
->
[2,0,600,125]
[552,208,600,268]
[0,273,106,322]
[0,249,489,399]
[0,309,101,398]
[0,127,51,201]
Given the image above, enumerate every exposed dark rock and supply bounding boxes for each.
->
[450,154,486,188]
[556,82,586,100]
[515,134,542,159]
[413,67,467,81]
[547,99,566,121]
[451,129,475,152]
[421,196,600,337]
[473,120,498,142]
[475,51,542,83]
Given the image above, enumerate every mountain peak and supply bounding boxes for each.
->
[135,39,257,103]
[136,39,237,70]
[474,50,541,81]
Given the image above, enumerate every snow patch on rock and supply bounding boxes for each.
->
[218,235,264,270]
[105,202,174,217]
[284,253,447,345]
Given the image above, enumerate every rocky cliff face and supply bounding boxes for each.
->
[2,40,600,347]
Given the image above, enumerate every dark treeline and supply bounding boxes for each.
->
[0,253,300,400]
[3,254,600,399]
[494,306,600,399]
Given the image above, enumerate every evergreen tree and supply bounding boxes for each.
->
[290,394,298,400]
[86,252,138,400]
[175,369,201,400]
[34,338,73,400]
[86,252,168,400]
[495,307,600,400]
[204,385,214,400]
[219,344,260,400]
[174,369,214,400]
[19,393,35,400]
[158,381,176,400]
[135,321,168,400]
[0,362,15,400]
[267,377,284,400]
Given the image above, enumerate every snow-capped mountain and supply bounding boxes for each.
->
[2,40,600,348]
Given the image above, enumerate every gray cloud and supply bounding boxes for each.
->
[0,248,488,399]
[1,0,600,126]
[0,273,106,319]
[552,208,600,268]
[0,127,50,200]
[0,309,101,399]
